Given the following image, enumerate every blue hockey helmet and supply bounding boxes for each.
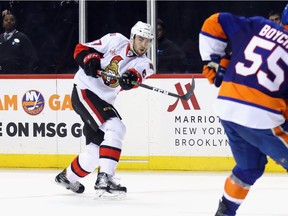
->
[281,4,288,25]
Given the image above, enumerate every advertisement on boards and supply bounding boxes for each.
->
[116,77,231,157]
[0,78,85,155]
[0,76,239,171]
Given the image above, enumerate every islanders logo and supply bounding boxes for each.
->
[22,90,45,115]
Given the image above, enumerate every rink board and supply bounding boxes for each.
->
[0,74,285,173]
[0,154,284,172]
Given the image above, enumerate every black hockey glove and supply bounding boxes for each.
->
[83,53,101,78]
[119,71,138,90]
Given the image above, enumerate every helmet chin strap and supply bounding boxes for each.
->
[129,35,139,56]
[131,44,138,56]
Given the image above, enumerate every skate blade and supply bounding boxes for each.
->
[54,179,84,194]
[93,189,126,200]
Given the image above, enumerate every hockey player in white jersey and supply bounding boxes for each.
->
[55,21,154,199]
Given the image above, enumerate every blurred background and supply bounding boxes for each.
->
[0,0,286,74]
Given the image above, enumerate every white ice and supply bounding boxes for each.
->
[0,169,286,216]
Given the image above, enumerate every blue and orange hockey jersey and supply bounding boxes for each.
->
[199,13,288,129]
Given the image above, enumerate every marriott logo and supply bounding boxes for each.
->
[167,82,200,112]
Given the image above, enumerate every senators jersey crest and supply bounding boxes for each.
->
[102,56,123,88]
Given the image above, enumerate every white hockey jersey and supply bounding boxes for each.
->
[74,33,154,105]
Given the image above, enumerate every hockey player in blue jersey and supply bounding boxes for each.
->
[199,4,288,216]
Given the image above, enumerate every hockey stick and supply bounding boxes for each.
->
[97,70,195,101]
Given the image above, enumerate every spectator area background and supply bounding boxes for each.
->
[0,1,285,74]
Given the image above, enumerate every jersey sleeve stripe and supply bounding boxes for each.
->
[200,31,227,43]
[74,43,89,59]
[199,13,228,61]
[199,34,227,60]
[201,13,228,41]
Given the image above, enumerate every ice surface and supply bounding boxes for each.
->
[0,169,286,216]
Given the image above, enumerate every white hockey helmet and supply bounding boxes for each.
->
[130,21,154,55]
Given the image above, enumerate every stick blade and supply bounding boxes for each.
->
[180,76,195,101]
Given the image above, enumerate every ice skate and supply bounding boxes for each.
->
[215,199,229,216]
[94,172,127,200]
[55,169,85,194]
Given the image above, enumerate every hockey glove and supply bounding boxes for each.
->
[83,53,101,78]
[119,70,140,90]
[203,55,230,87]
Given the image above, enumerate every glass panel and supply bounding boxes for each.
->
[86,1,147,41]
[156,1,285,74]
[2,1,285,75]
[0,1,79,74]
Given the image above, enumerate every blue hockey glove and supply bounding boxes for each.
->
[203,54,230,87]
